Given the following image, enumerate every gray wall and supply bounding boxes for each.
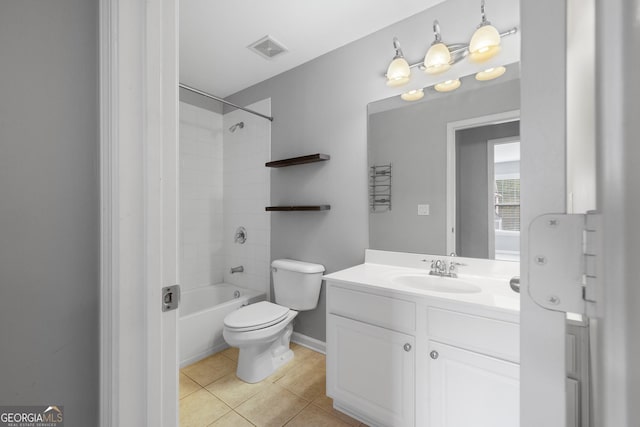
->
[225,0,519,341]
[368,80,520,255]
[456,121,520,258]
[0,1,99,425]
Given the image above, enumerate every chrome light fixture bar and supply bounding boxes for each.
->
[385,27,517,77]
[384,0,517,91]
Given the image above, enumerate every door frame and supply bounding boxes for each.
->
[520,1,569,426]
[99,0,179,425]
[445,110,520,256]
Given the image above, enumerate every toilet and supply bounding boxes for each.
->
[223,259,325,383]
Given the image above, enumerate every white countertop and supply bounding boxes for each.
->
[323,250,521,314]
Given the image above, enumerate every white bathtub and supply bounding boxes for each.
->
[179,283,265,367]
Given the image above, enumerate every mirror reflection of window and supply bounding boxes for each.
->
[491,140,520,261]
[455,119,520,260]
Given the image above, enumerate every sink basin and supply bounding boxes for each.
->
[392,274,482,294]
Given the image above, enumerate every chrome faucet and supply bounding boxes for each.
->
[428,258,461,278]
[430,259,449,276]
[230,265,244,274]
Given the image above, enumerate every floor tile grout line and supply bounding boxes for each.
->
[179,387,201,401]
[182,347,337,426]
[180,370,202,384]
[202,384,236,413]
[209,406,234,427]
[281,400,313,427]
[178,372,205,401]
[232,410,258,426]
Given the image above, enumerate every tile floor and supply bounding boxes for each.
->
[180,343,368,427]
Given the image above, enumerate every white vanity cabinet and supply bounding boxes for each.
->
[325,276,521,427]
[326,284,417,427]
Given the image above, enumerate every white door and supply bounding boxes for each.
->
[327,315,415,427]
[428,342,519,427]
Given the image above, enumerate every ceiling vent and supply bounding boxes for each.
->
[248,35,288,60]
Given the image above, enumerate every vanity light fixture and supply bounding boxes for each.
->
[434,79,461,92]
[401,88,425,101]
[475,66,506,81]
[383,1,516,87]
[469,0,502,62]
[386,37,411,87]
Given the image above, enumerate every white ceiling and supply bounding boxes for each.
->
[179,0,445,98]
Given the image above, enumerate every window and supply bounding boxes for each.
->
[492,140,520,261]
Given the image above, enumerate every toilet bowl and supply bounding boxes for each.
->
[223,259,324,383]
[223,301,298,383]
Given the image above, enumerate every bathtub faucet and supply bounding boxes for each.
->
[230,265,244,274]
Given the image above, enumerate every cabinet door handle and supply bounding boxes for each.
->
[403,343,412,352]
[430,350,439,360]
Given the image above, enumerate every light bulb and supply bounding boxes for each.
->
[401,88,425,101]
[434,79,461,92]
[475,66,506,81]
[424,43,451,75]
[469,24,501,62]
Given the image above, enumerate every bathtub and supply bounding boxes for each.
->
[179,283,265,367]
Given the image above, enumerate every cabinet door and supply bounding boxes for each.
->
[327,315,415,427]
[429,341,519,427]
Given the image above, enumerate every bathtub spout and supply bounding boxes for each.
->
[230,266,244,274]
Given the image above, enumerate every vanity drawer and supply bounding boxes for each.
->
[427,307,519,363]
[328,285,416,334]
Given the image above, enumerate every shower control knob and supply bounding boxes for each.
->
[430,350,439,360]
[403,343,412,352]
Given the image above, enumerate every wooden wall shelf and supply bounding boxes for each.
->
[265,153,330,168]
[265,205,331,212]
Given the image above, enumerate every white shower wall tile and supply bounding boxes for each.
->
[179,99,271,294]
[223,99,271,298]
[179,102,224,291]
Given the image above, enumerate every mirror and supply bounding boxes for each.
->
[368,64,520,260]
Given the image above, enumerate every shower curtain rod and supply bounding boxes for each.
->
[179,83,274,122]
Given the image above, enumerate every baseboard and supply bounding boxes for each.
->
[180,342,229,368]
[333,401,377,427]
[291,331,326,354]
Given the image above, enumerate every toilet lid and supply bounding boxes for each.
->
[224,301,290,331]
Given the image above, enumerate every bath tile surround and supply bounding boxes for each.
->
[179,102,225,291]
[223,99,272,297]
[179,98,271,298]
[180,344,365,427]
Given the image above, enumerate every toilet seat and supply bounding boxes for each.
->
[224,301,290,332]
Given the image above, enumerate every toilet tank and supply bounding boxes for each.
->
[271,259,325,310]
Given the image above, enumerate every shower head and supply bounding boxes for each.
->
[229,121,244,132]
